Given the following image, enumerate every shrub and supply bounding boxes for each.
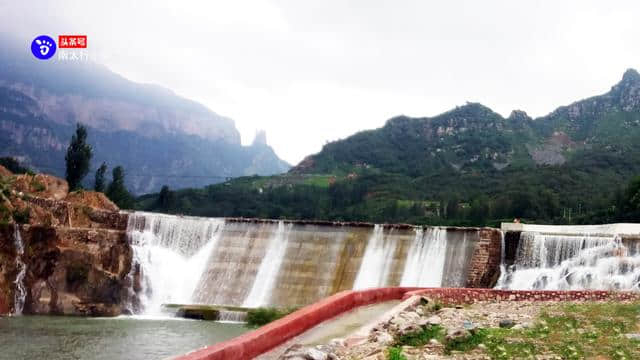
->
[387,347,407,360]
[12,208,30,224]
[245,307,296,327]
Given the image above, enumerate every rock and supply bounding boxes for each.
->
[446,328,470,342]
[499,319,515,328]
[423,315,442,326]
[624,333,640,340]
[373,332,394,345]
[477,343,487,350]
[429,338,440,345]
[328,338,346,347]
[512,324,523,330]
[419,296,432,305]
[65,191,119,212]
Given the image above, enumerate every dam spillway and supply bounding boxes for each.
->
[498,223,640,291]
[125,212,494,311]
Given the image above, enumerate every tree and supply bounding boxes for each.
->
[0,157,31,174]
[106,166,134,209]
[65,124,93,191]
[94,162,107,192]
[157,185,175,210]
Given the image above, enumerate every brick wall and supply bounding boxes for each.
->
[464,228,502,288]
[404,288,640,303]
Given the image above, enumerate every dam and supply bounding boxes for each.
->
[125,212,499,311]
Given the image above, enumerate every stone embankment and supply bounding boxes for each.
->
[0,165,133,316]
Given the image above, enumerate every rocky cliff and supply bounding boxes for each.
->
[0,165,132,316]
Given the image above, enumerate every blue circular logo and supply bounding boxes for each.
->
[31,35,57,60]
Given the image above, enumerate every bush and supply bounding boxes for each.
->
[12,208,30,224]
[245,307,296,327]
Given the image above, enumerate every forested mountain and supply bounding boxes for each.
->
[0,35,289,194]
[138,69,640,225]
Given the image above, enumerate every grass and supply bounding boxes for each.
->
[391,302,640,359]
[395,324,444,346]
[387,347,407,360]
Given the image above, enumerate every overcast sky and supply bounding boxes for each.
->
[1,1,639,164]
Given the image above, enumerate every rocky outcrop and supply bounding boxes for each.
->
[0,168,133,316]
[0,224,132,316]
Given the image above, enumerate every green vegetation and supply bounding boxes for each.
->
[395,324,444,346]
[106,166,134,208]
[65,123,93,191]
[94,162,107,192]
[392,302,640,359]
[12,208,30,224]
[386,347,407,360]
[0,157,31,174]
[245,307,297,327]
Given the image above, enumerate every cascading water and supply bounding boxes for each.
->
[496,231,640,290]
[400,227,448,286]
[12,225,26,315]
[353,225,398,289]
[126,212,225,314]
[243,221,293,308]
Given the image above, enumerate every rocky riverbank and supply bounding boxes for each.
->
[280,297,640,359]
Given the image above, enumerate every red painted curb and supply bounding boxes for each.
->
[175,287,640,360]
[175,287,421,360]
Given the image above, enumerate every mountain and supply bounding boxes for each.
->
[137,69,640,225]
[0,35,289,194]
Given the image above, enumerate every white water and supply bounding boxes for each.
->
[126,213,225,314]
[12,225,26,315]
[400,227,448,286]
[497,231,640,290]
[243,221,293,308]
[353,225,398,290]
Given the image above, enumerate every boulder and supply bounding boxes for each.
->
[445,328,470,342]
[499,319,515,328]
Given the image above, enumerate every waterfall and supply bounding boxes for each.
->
[496,231,640,290]
[126,212,225,314]
[353,225,398,290]
[243,221,293,308]
[495,231,508,288]
[12,225,26,315]
[400,227,448,287]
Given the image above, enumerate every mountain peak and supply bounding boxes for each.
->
[622,68,640,83]
[252,130,268,146]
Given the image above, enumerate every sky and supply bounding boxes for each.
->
[1,1,639,164]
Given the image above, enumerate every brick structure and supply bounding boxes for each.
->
[465,228,502,288]
[405,288,640,303]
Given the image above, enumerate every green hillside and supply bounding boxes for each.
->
[137,69,640,225]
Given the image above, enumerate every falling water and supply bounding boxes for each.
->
[12,225,26,315]
[126,212,225,314]
[243,221,293,308]
[400,228,448,286]
[352,225,398,289]
[496,231,640,290]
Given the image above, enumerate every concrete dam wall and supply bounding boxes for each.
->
[126,212,501,310]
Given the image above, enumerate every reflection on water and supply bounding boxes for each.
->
[0,316,247,360]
